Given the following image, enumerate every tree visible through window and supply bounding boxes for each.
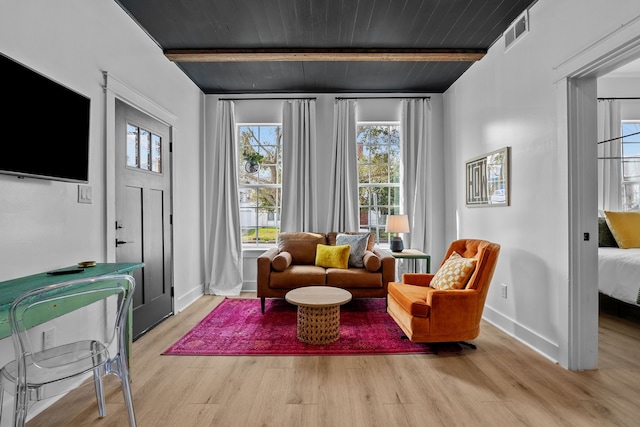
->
[621,121,640,211]
[238,124,282,245]
[357,123,401,245]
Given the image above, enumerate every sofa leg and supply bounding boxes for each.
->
[261,297,265,313]
[458,341,477,350]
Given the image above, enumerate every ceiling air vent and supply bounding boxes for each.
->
[505,11,529,51]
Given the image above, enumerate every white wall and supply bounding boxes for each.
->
[444,0,640,366]
[599,76,640,100]
[0,0,204,307]
[0,3,204,420]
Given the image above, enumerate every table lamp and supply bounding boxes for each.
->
[386,214,410,252]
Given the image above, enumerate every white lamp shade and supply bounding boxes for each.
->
[385,214,410,233]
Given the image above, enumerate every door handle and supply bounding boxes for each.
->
[115,239,134,247]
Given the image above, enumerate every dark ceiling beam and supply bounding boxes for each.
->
[164,48,486,63]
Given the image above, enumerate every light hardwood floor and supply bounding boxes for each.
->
[26,293,640,427]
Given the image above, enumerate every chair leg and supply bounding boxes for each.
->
[261,298,265,313]
[13,386,27,427]
[92,341,107,418]
[0,382,4,422]
[117,357,137,427]
[458,341,477,350]
[93,368,106,417]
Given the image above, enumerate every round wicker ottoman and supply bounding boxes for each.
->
[285,286,352,345]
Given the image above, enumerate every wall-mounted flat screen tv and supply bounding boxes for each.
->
[0,53,90,183]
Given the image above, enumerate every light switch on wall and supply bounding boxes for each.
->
[78,184,92,204]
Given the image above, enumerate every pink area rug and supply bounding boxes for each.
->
[163,297,461,356]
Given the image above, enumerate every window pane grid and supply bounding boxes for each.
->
[238,124,282,246]
[621,121,640,210]
[125,123,163,174]
[357,123,401,244]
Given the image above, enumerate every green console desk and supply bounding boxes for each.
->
[389,249,431,275]
[0,263,143,344]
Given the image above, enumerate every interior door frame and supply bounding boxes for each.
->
[103,71,176,301]
[555,19,640,370]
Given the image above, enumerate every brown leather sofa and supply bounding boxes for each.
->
[257,231,395,313]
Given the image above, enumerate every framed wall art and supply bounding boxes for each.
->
[465,146,510,207]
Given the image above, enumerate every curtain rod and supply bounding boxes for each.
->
[598,130,640,144]
[217,97,316,101]
[335,96,431,100]
[597,97,640,100]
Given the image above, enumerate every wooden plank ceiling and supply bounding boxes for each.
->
[115,0,537,94]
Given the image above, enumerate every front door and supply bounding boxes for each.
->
[115,99,173,340]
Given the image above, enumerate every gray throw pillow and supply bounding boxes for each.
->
[336,233,370,268]
[598,216,618,247]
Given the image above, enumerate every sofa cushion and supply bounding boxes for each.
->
[272,251,293,271]
[315,244,350,269]
[326,268,383,288]
[363,250,381,272]
[336,232,370,267]
[269,265,327,289]
[327,232,375,252]
[387,282,430,318]
[604,210,640,249]
[430,251,476,290]
[278,232,327,265]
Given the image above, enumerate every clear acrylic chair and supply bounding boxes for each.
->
[0,274,136,427]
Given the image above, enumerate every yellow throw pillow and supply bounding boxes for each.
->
[315,244,350,269]
[604,211,640,249]
[430,251,477,290]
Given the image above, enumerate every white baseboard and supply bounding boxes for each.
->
[175,284,204,313]
[482,305,560,364]
[242,280,257,292]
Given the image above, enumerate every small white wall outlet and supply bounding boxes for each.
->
[43,328,55,349]
[500,283,508,299]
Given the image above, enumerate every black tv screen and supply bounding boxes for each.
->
[0,53,90,183]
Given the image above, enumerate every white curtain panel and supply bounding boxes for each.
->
[401,98,433,255]
[327,99,359,231]
[205,100,243,295]
[597,99,622,213]
[281,99,317,232]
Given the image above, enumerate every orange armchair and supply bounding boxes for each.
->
[387,239,500,344]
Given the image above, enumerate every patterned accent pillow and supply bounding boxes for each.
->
[430,251,477,290]
[336,233,370,268]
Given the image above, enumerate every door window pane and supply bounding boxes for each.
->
[140,129,150,171]
[127,124,139,167]
[126,123,163,174]
[151,134,162,173]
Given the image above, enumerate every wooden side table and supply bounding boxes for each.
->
[285,286,352,345]
[389,249,431,274]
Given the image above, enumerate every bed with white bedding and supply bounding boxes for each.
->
[598,247,640,306]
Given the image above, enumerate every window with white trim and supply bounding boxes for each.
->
[357,122,401,245]
[621,120,640,211]
[238,124,282,246]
